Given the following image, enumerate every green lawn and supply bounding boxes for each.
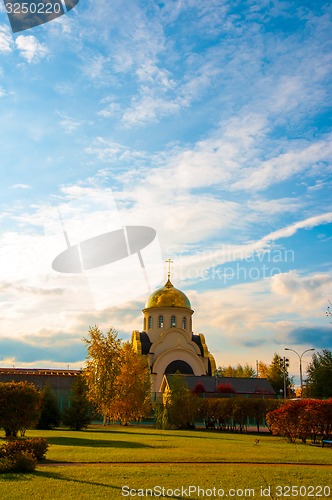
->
[0,426,331,499]
[21,425,332,465]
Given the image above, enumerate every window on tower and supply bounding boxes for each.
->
[158,315,164,328]
[148,316,152,329]
[171,315,176,327]
[182,317,186,329]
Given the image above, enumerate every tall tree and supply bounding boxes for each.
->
[108,342,152,425]
[37,384,61,430]
[62,374,93,430]
[83,326,122,424]
[305,349,332,398]
[216,363,256,377]
[258,354,293,397]
[0,381,41,437]
[156,372,199,429]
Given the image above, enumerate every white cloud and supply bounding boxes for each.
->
[247,197,302,215]
[121,62,222,127]
[261,212,332,243]
[98,102,121,118]
[0,25,13,53]
[169,212,332,282]
[56,111,83,134]
[10,183,32,190]
[15,35,47,63]
[121,93,185,127]
[233,135,332,191]
[271,270,331,310]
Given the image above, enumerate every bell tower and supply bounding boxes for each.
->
[132,261,216,394]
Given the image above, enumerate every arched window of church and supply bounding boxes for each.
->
[171,315,176,327]
[158,315,164,328]
[148,316,152,329]
[182,317,186,330]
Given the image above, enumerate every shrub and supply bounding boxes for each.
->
[216,382,235,393]
[0,437,48,474]
[0,457,15,473]
[0,438,48,461]
[199,397,280,433]
[25,438,49,460]
[0,381,41,438]
[266,399,332,443]
[12,452,37,472]
[192,382,206,394]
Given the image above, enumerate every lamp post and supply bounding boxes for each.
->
[279,357,289,399]
[285,348,315,396]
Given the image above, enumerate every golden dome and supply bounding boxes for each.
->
[145,279,191,309]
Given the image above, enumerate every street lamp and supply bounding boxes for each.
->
[285,348,315,396]
[279,357,289,399]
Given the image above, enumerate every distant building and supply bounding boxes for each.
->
[0,368,79,411]
[160,374,276,397]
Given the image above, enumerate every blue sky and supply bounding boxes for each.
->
[0,0,331,384]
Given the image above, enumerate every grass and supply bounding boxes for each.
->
[0,426,331,499]
[18,425,332,465]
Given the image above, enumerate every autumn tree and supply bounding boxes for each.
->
[215,363,256,377]
[258,354,293,397]
[0,381,41,437]
[83,326,122,424]
[62,374,93,430]
[305,349,332,398]
[108,343,152,425]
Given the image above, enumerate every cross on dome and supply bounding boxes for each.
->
[165,258,173,280]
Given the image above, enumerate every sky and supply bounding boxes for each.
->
[0,0,331,385]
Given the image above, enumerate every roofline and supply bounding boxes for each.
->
[0,368,81,376]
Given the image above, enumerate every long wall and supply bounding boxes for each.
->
[0,368,80,411]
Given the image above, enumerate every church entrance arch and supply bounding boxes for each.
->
[165,360,194,374]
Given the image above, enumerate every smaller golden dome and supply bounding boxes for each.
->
[145,279,191,309]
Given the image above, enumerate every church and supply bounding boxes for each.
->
[131,267,216,395]
[0,264,275,402]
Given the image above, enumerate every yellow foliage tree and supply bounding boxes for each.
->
[108,342,152,425]
[83,326,122,425]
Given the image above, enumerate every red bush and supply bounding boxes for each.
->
[216,382,235,393]
[192,382,206,394]
[266,399,332,443]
